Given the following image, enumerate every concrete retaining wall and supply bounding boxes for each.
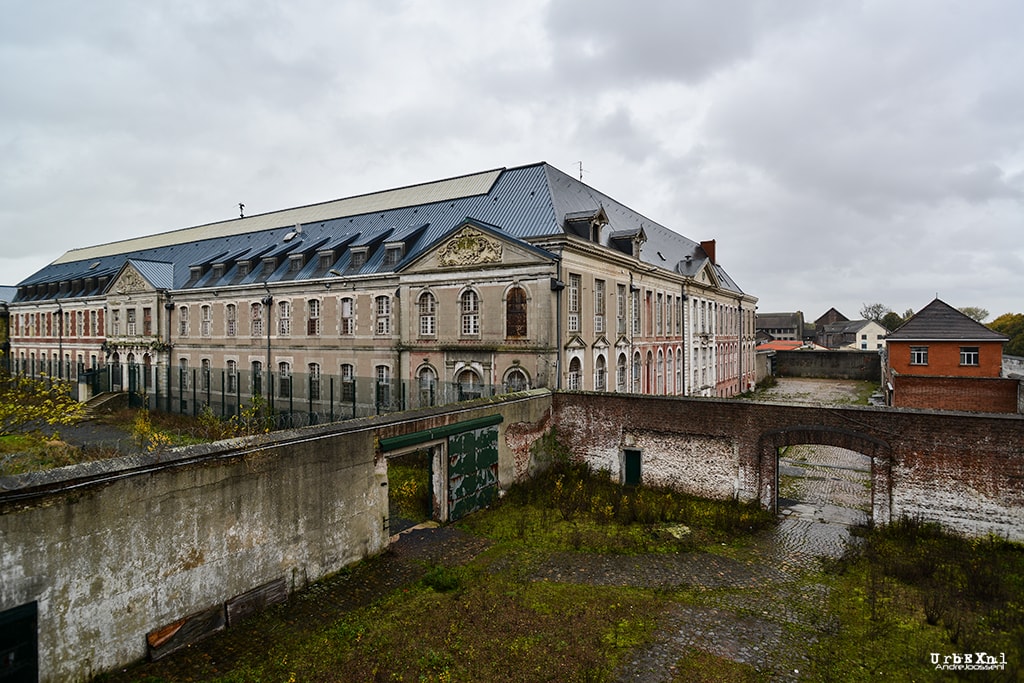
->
[0,390,553,682]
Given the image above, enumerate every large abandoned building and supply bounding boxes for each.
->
[7,163,757,417]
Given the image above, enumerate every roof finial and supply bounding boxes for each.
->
[239,202,245,218]
[578,161,584,181]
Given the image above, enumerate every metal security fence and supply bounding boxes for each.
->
[10,361,516,428]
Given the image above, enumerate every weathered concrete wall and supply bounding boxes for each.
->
[551,393,1024,541]
[0,390,553,682]
[775,350,882,381]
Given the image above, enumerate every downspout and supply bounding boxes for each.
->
[737,297,743,393]
[552,258,565,390]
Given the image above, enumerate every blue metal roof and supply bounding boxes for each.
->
[13,163,749,301]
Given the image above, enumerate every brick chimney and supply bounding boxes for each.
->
[700,239,716,264]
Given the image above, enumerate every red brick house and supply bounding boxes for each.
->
[883,298,1018,413]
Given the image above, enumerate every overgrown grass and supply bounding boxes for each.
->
[462,462,775,555]
[804,516,1024,680]
[0,433,117,476]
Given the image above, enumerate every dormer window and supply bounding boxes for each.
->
[189,266,203,281]
[349,248,368,270]
[318,252,334,271]
[384,243,404,267]
[289,255,304,273]
[262,257,277,276]
[212,264,225,280]
[238,261,250,277]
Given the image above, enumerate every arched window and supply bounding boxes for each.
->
[616,353,627,392]
[375,365,391,408]
[178,306,189,336]
[457,368,483,400]
[226,304,237,336]
[201,358,211,392]
[646,351,654,394]
[595,355,607,391]
[656,350,664,394]
[504,367,529,393]
[307,299,321,336]
[278,361,291,398]
[568,357,581,390]
[632,351,641,392]
[666,349,674,394]
[461,290,480,336]
[506,287,527,338]
[418,366,436,407]
[308,362,321,399]
[340,363,355,401]
[252,360,263,395]
[418,292,436,337]
[227,360,238,393]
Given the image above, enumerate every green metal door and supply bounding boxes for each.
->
[447,424,499,521]
[624,448,641,486]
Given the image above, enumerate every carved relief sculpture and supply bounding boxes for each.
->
[438,227,503,267]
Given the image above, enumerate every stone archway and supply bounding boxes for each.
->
[758,425,892,525]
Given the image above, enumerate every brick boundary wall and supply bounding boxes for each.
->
[893,375,1020,413]
[551,392,1024,543]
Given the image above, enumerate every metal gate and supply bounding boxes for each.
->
[446,423,499,521]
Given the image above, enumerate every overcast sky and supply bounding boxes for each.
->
[2,1,1022,321]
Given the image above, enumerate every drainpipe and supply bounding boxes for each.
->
[551,259,565,390]
[736,297,743,393]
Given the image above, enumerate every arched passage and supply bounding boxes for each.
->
[759,426,892,525]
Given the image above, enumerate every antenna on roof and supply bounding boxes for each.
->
[578,161,584,181]
[239,203,245,218]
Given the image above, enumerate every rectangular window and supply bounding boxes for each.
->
[960,346,979,366]
[251,303,263,337]
[225,304,236,337]
[112,309,121,336]
[567,273,581,333]
[341,364,355,401]
[178,307,189,336]
[143,307,152,336]
[307,299,321,336]
[594,279,605,334]
[616,284,626,335]
[656,293,663,336]
[200,305,212,337]
[126,308,137,336]
[278,301,291,336]
[910,346,928,365]
[340,298,355,335]
[309,363,321,399]
[376,296,391,335]
[631,289,640,336]
[227,360,238,393]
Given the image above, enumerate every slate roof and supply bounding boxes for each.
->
[886,299,1007,342]
[0,286,16,304]
[14,163,750,303]
[757,312,804,329]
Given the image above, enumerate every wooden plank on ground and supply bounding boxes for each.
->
[146,605,226,661]
[225,576,288,626]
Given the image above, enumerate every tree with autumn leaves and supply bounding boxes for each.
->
[0,352,85,437]
[989,313,1024,357]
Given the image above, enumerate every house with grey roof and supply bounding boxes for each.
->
[883,298,1018,413]
[8,162,758,418]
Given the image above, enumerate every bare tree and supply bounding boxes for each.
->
[860,302,891,323]
[958,306,989,322]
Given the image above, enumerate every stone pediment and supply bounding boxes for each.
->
[401,221,556,274]
[592,335,610,350]
[111,264,154,295]
[564,335,587,350]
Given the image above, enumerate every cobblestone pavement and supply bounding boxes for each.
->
[610,444,870,682]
